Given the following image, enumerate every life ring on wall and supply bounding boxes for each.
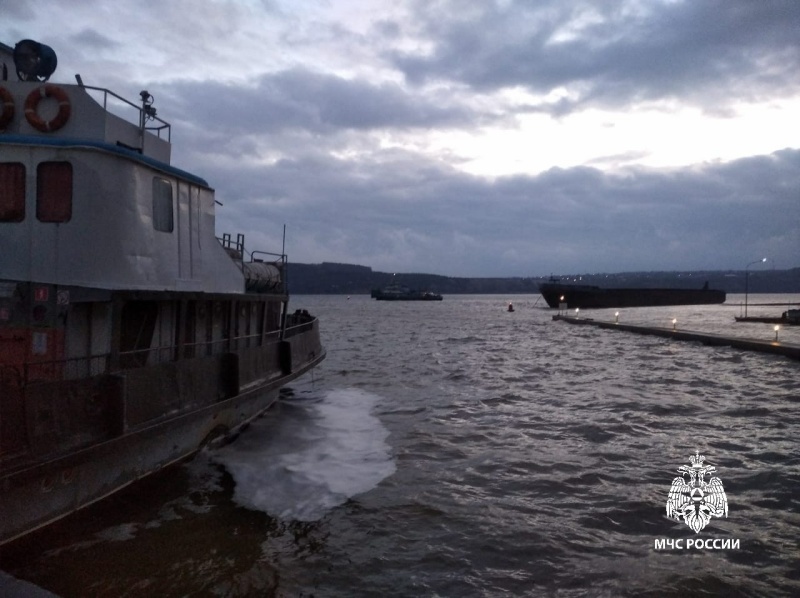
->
[0,87,14,130]
[24,84,71,132]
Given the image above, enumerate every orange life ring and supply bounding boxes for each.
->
[0,87,14,130]
[24,84,71,132]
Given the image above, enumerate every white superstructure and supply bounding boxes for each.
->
[0,80,244,293]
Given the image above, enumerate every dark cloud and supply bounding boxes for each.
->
[2,1,797,277]
[69,29,119,51]
[390,0,800,114]
[196,139,799,276]
[162,68,478,136]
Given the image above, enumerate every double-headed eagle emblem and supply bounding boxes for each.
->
[666,451,728,533]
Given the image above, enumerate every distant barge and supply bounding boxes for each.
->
[735,309,799,326]
[539,282,726,309]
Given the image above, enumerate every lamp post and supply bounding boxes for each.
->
[744,258,767,317]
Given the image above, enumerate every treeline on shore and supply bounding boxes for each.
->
[286,262,800,295]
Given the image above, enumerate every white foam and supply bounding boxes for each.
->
[212,388,396,521]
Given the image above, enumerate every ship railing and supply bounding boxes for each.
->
[218,234,287,267]
[118,329,285,367]
[218,233,246,260]
[250,250,285,263]
[0,319,316,384]
[79,84,171,141]
[283,310,315,337]
[121,316,314,365]
[284,321,314,337]
[218,233,288,295]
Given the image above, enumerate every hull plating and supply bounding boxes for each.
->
[0,326,325,546]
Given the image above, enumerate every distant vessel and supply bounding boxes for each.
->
[735,309,799,325]
[371,284,442,301]
[539,280,726,309]
[0,39,325,545]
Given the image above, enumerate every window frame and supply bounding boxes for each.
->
[152,177,174,233]
[36,161,73,223]
[0,162,26,223]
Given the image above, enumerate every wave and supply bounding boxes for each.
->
[211,388,396,522]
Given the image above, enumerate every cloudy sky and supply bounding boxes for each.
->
[3,0,799,276]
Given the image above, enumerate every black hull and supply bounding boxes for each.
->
[371,288,443,301]
[735,316,799,325]
[374,295,443,301]
[539,283,726,309]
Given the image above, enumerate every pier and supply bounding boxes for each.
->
[552,315,800,362]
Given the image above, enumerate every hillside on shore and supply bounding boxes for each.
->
[287,263,800,295]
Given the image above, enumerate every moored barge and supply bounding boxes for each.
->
[539,281,726,309]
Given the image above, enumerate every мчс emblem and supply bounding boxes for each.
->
[666,451,728,533]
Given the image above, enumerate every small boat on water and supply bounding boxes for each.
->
[539,280,726,309]
[0,39,325,545]
[371,284,442,301]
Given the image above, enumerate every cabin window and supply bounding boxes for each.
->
[37,161,73,223]
[0,162,26,222]
[152,177,174,232]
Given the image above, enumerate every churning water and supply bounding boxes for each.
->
[212,388,396,523]
[2,294,799,597]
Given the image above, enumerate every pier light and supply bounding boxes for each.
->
[775,325,780,342]
[744,257,767,318]
[615,311,619,324]
[672,318,677,331]
[575,308,580,318]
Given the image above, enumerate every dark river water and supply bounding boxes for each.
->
[2,294,799,597]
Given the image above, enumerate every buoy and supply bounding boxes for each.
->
[507,302,514,312]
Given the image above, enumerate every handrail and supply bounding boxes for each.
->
[118,329,282,364]
[251,250,285,264]
[79,84,171,141]
[0,318,316,386]
[218,234,286,266]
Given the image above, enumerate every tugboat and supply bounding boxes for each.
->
[371,284,443,301]
[0,40,325,545]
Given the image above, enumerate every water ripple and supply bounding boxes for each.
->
[6,294,800,597]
